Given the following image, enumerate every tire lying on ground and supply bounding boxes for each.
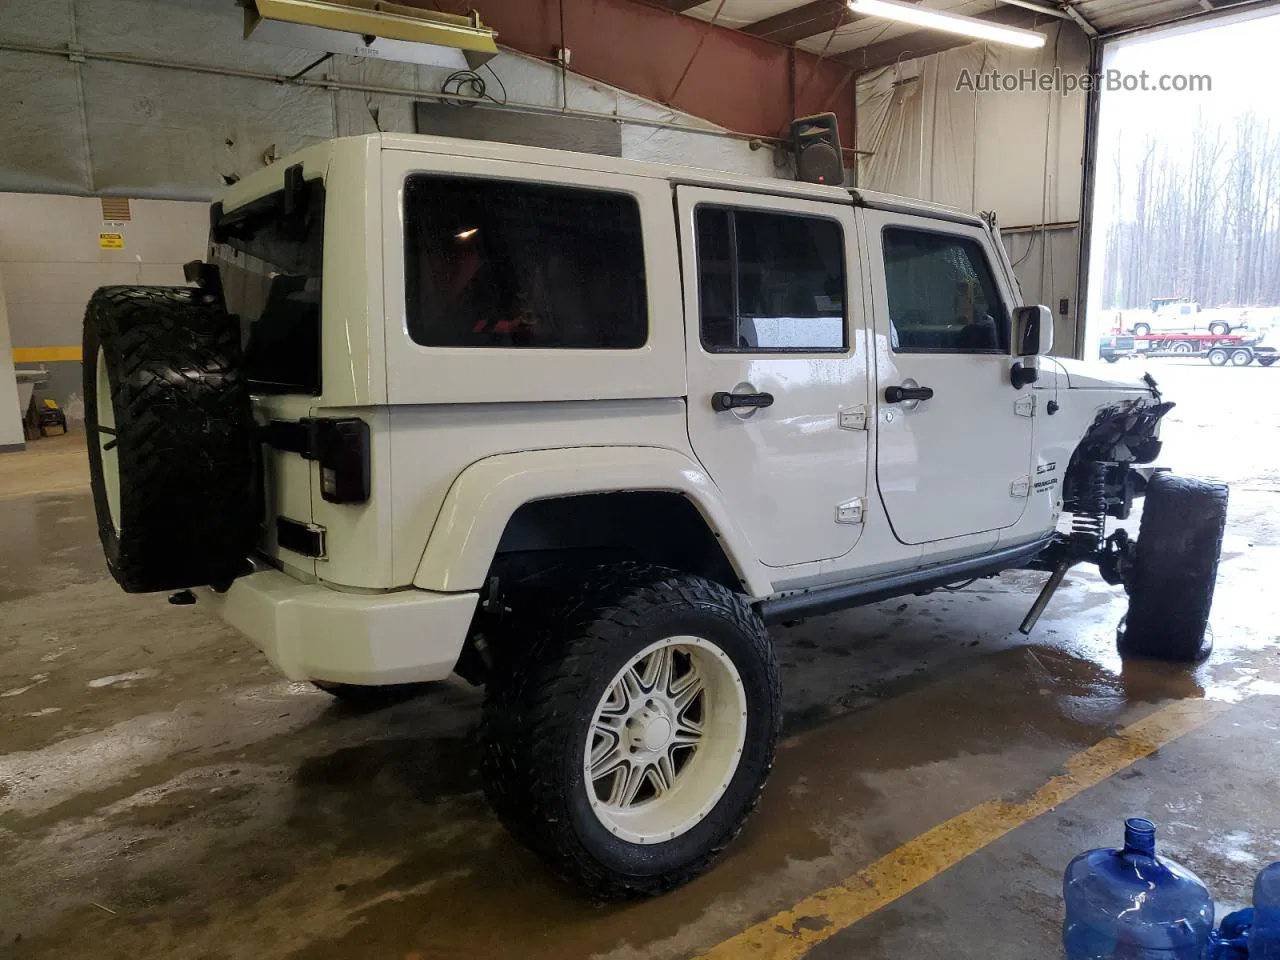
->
[84,286,258,593]
[1120,472,1228,663]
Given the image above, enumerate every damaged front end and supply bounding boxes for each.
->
[1019,392,1176,634]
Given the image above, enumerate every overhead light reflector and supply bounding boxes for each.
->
[247,0,499,70]
[848,0,1047,49]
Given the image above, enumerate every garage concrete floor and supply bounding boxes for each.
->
[2,361,1278,960]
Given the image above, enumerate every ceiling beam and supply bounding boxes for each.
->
[400,0,859,145]
[741,1,849,45]
[645,0,709,10]
[839,5,1051,73]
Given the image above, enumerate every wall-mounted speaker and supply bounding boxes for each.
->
[791,113,844,186]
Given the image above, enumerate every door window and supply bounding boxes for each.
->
[696,206,846,353]
[403,176,647,349]
[881,228,1009,354]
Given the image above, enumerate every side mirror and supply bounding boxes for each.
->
[1013,305,1054,357]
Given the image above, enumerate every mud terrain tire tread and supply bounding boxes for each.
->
[1121,473,1228,662]
[84,286,257,593]
[478,562,780,900]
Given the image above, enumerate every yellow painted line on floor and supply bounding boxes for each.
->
[698,696,1234,960]
[12,346,82,363]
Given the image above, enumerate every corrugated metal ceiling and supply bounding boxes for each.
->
[676,0,1277,58]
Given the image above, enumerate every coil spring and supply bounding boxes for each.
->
[1071,462,1108,542]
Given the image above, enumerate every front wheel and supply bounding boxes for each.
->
[1208,348,1229,366]
[1132,322,1151,336]
[1209,321,1230,336]
[1120,473,1228,663]
[479,563,780,899]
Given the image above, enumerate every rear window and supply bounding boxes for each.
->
[403,176,648,349]
[211,181,324,394]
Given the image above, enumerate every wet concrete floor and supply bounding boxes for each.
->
[1,361,1277,959]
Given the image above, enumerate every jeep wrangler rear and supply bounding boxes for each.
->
[83,133,1226,898]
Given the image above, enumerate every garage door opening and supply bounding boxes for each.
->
[1083,5,1280,366]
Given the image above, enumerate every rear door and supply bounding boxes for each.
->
[678,187,870,568]
[212,180,326,578]
[861,210,1034,545]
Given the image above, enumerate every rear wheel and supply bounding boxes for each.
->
[478,563,779,899]
[1170,341,1194,354]
[83,287,257,592]
[1208,348,1229,367]
[1132,322,1151,336]
[1120,473,1228,663]
[1209,321,1230,336]
[1231,348,1253,366]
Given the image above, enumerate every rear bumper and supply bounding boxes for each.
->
[203,569,477,685]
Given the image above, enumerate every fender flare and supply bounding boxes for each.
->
[412,446,771,596]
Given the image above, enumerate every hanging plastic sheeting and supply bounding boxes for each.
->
[855,22,1089,228]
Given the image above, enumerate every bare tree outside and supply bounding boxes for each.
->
[1088,11,1280,323]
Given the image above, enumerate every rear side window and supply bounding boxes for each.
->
[403,176,648,349]
[695,206,846,353]
[881,228,1009,354]
[212,182,324,394]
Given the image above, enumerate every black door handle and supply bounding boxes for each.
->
[712,391,775,413]
[884,385,934,404]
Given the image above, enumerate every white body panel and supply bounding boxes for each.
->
[860,209,1035,545]
[677,186,871,568]
[412,446,773,596]
[207,133,1160,686]
[204,570,476,685]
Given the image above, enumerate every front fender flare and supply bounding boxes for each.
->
[412,446,771,596]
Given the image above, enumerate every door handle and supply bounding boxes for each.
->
[711,390,775,413]
[884,385,934,404]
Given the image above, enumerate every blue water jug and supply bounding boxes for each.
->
[1253,862,1280,959]
[1063,818,1214,959]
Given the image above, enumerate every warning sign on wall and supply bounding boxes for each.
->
[99,232,125,250]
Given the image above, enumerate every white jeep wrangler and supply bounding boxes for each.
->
[83,133,1227,899]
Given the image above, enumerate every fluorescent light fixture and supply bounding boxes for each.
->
[455,227,479,240]
[848,0,1047,49]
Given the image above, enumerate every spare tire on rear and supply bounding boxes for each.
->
[84,286,257,593]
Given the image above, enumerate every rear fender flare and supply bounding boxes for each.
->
[412,447,771,596]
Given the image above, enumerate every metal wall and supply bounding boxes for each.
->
[0,0,780,200]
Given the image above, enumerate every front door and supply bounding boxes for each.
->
[678,187,870,568]
[861,210,1034,545]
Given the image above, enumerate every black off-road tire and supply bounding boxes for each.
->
[478,562,780,900]
[1209,321,1230,336]
[1120,473,1228,662]
[84,286,257,593]
[1132,323,1151,337]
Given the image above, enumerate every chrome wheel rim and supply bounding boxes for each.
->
[95,349,122,533]
[584,636,747,845]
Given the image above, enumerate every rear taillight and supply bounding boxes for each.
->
[312,418,371,504]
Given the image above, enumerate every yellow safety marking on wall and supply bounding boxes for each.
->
[98,232,125,250]
[12,346,83,363]
[697,697,1234,960]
